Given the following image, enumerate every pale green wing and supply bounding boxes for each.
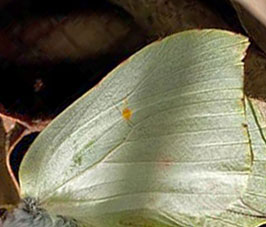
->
[19,29,263,226]
[201,98,266,227]
[243,99,266,216]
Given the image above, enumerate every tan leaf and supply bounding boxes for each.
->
[244,45,266,100]
[109,0,229,37]
[232,0,266,55]
[1,10,144,64]
[0,112,51,208]
[0,116,23,208]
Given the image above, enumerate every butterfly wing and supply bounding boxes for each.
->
[19,30,254,226]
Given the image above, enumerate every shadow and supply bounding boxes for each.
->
[9,132,38,181]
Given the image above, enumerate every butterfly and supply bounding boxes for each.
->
[4,29,266,227]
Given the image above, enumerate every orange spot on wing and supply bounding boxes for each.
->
[122,108,132,121]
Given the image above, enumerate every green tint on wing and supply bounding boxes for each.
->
[18,29,266,226]
[202,98,266,227]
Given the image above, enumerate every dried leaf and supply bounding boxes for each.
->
[244,45,266,100]
[232,0,266,55]
[109,0,229,37]
[0,116,23,208]
[0,10,145,64]
[0,112,50,208]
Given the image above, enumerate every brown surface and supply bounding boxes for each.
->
[0,117,22,207]
[233,1,266,55]
[0,10,145,64]
[109,0,229,38]
[245,46,266,100]
[0,113,50,208]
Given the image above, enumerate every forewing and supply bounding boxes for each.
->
[19,30,252,226]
